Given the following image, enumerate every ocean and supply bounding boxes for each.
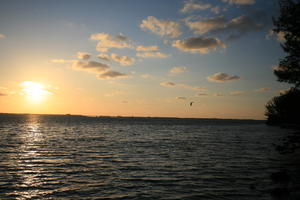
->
[0,114,299,200]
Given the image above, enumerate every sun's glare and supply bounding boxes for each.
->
[21,81,51,103]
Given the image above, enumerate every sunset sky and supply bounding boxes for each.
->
[0,0,290,119]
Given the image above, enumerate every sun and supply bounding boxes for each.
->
[21,81,52,103]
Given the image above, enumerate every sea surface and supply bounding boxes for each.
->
[0,114,299,200]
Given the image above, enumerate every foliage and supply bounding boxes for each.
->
[266,88,300,124]
[273,0,300,88]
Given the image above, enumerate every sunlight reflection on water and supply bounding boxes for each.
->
[0,114,299,200]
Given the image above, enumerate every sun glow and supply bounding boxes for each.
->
[21,81,51,103]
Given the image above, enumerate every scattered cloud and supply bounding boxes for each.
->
[229,91,245,95]
[77,52,91,60]
[136,45,159,51]
[170,66,187,74]
[140,16,182,38]
[181,1,212,13]
[136,51,169,58]
[160,81,176,88]
[222,0,255,5]
[111,53,135,66]
[97,53,111,61]
[207,72,240,82]
[172,36,225,54]
[97,70,129,79]
[51,59,76,63]
[176,96,187,100]
[160,81,206,91]
[72,60,109,74]
[196,93,208,96]
[181,0,220,14]
[90,32,132,52]
[186,15,263,40]
[0,34,6,39]
[214,93,225,96]
[255,88,271,92]
[266,30,285,42]
[141,74,153,79]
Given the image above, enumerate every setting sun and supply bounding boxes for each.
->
[21,81,51,103]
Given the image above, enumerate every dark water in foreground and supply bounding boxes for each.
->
[0,114,299,200]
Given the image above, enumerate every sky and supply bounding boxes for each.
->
[0,0,290,119]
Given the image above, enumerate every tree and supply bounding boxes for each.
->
[266,0,300,124]
[273,0,300,88]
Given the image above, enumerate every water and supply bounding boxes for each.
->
[0,114,299,200]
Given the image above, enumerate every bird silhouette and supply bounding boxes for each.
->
[190,101,194,106]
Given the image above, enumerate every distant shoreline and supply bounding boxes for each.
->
[0,112,264,122]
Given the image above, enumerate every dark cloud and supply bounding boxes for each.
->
[172,36,225,54]
[72,60,109,74]
[207,72,240,82]
[97,70,129,79]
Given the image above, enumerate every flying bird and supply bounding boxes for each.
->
[190,101,194,106]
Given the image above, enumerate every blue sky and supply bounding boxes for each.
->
[0,0,290,119]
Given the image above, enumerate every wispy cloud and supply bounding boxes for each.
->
[176,96,187,100]
[140,16,182,38]
[181,0,220,14]
[0,34,6,39]
[90,32,132,52]
[169,66,187,74]
[136,51,169,58]
[77,52,91,60]
[136,45,159,51]
[173,36,225,54]
[229,91,245,96]
[196,93,208,96]
[207,72,240,82]
[51,59,76,63]
[160,81,206,91]
[266,30,285,42]
[111,53,135,66]
[255,88,271,92]
[72,60,110,74]
[222,0,255,5]
[97,53,111,61]
[186,15,263,40]
[97,70,129,79]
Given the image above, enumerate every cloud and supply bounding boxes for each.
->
[140,16,182,38]
[172,36,225,54]
[160,81,206,91]
[77,52,91,60]
[90,32,132,52]
[196,93,208,96]
[181,0,220,14]
[136,45,159,51]
[207,72,240,82]
[176,96,187,100]
[255,88,271,92]
[222,0,255,5]
[97,70,129,79]
[214,93,225,96]
[97,53,111,61]
[51,59,76,63]
[185,16,227,34]
[229,91,245,95]
[266,30,285,42]
[0,92,7,96]
[0,34,6,39]
[160,81,176,87]
[181,1,212,13]
[111,53,135,66]
[72,60,109,74]
[170,66,187,74]
[186,15,263,40]
[136,51,168,58]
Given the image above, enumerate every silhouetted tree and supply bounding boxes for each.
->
[273,0,300,87]
[266,0,300,124]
